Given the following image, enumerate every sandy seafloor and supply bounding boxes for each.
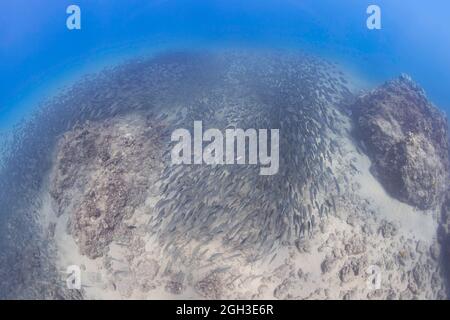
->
[36,105,444,300]
[1,0,450,301]
[0,45,447,299]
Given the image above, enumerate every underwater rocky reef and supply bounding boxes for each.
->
[0,51,449,299]
[352,75,449,210]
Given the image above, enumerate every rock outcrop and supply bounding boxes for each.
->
[50,114,166,258]
[352,74,449,209]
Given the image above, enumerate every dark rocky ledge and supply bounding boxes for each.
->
[352,74,449,210]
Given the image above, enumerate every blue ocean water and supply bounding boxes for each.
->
[1,0,449,133]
